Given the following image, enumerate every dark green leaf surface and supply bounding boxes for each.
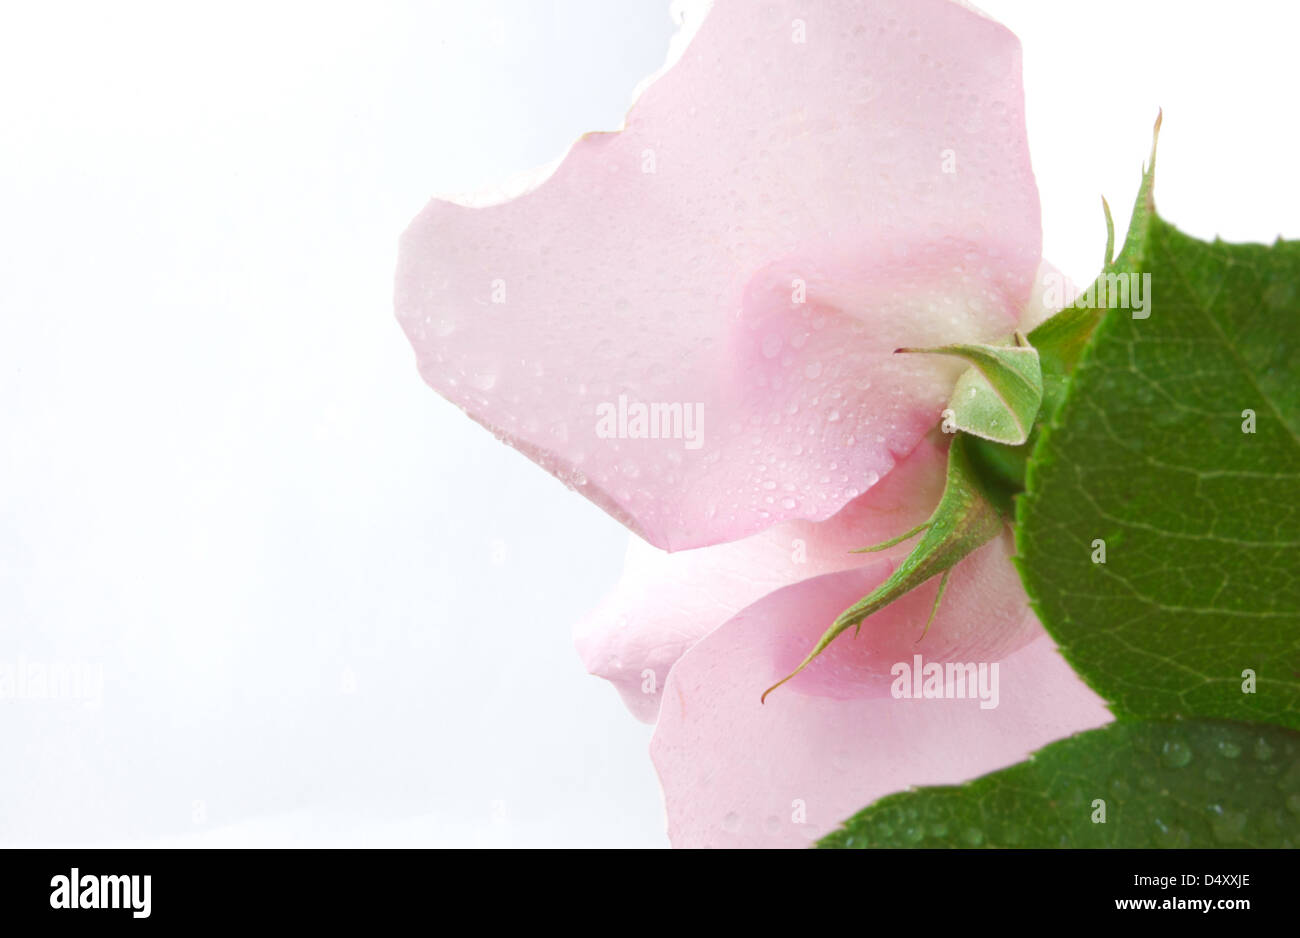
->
[820,719,1300,848]
[1016,217,1300,729]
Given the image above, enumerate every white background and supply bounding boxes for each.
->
[1,1,1296,847]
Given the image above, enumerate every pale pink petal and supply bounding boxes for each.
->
[576,433,949,721]
[396,0,1042,550]
[580,430,1047,722]
[649,569,1113,847]
[576,251,1074,722]
[1021,260,1078,331]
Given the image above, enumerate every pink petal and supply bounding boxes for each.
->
[576,433,950,721]
[579,429,1045,722]
[649,570,1112,847]
[396,0,1042,550]
[576,253,1074,723]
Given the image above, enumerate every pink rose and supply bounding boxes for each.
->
[396,0,1111,847]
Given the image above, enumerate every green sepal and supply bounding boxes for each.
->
[1029,111,1162,402]
[956,112,1165,503]
[897,332,1043,446]
[761,434,1005,703]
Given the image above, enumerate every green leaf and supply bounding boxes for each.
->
[821,118,1300,848]
[898,334,1044,445]
[1016,209,1300,730]
[819,719,1300,848]
[761,434,1004,703]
